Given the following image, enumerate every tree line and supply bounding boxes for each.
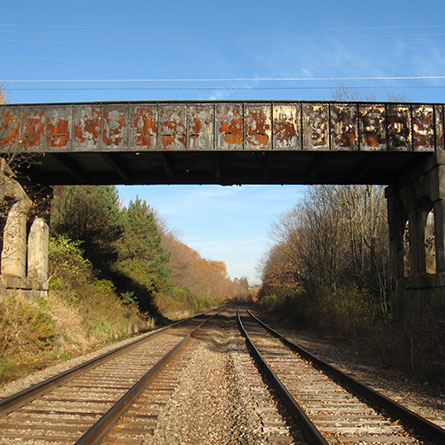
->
[50,185,241,317]
[259,184,445,382]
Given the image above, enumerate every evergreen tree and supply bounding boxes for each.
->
[50,185,123,274]
[115,197,170,297]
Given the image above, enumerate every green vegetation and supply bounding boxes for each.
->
[0,235,150,384]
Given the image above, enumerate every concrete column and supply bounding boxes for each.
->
[385,185,406,282]
[1,200,31,278]
[434,199,445,273]
[27,217,49,288]
[409,206,427,276]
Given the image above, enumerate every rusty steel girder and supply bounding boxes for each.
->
[0,101,444,153]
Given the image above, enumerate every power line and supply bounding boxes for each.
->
[2,54,445,69]
[3,76,445,83]
[1,22,444,33]
[1,37,445,49]
[4,85,445,92]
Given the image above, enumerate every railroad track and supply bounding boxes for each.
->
[238,307,445,444]
[0,311,216,444]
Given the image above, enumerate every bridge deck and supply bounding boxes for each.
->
[0,101,442,185]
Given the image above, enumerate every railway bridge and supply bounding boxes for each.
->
[0,100,444,315]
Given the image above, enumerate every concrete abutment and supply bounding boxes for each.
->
[385,151,445,321]
[0,159,49,298]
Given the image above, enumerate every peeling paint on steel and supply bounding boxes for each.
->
[331,104,357,149]
[21,109,45,149]
[273,104,300,150]
[188,104,213,150]
[132,105,157,149]
[103,106,126,148]
[435,105,444,150]
[303,103,328,149]
[387,105,411,150]
[216,104,243,149]
[73,107,101,150]
[0,107,20,148]
[412,105,434,151]
[159,105,186,149]
[0,101,444,153]
[359,105,386,150]
[244,104,271,149]
[46,107,70,148]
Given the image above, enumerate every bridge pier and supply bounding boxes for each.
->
[385,152,445,320]
[0,160,49,298]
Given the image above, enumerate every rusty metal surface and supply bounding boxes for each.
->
[0,101,444,153]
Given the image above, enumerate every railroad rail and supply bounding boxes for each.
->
[238,308,445,444]
[0,311,216,444]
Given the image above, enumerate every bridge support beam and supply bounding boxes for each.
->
[385,152,445,320]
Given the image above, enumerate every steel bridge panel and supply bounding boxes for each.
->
[302,103,329,150]
[387,104,412,151]
[1,100,444,185]
[131,104,158,150]
[330,104,358,150]
[187,103,214,150]
[244,103,272,149]
[272,103,301,150]
[215,103,243,149]
[435,105,444,150]
[359,104,387,150]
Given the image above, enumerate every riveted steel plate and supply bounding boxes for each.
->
[412,105,435,151]
[272,103,301,150]
[158,104,186,150]
[102,105,127,149]
[387,104,411,151]
[435,105,444,150]
[331,103,358,150]
[45,105,71,150]
[244,103,272,149]
[21,107,45,150]
[73,106,101,151]
[359,105,386,150]
[216,103,243,150]
[303,103,329,150]
[130,104,158,150]
[187,103,214,150]
[0,106,20,150]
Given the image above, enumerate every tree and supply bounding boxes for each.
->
[115,197,170,298]
[50,185,123,274]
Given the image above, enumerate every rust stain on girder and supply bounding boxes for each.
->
[47,119,70,148]
[0,109,19,147]
[244,105,271,148]
[0,101,444,153]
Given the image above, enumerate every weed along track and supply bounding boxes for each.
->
[238,308,445,444]
[1,307,444,444]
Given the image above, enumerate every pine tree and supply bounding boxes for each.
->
[50,185,123,274]
[116,197,170,296]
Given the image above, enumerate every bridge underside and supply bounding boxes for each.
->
[26,150,427,186]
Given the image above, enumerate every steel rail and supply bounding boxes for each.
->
[75,311,217,445]
[237,308,328,445]
[247,309,445,444]
[0,311,209,415]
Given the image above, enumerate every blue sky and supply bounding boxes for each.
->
[1,0,445,283]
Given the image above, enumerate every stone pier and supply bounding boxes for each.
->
[0,159,49,297]
[385,152,445,320]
